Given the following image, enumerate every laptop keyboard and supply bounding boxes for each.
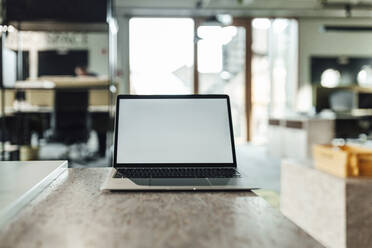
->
[114,168,241,178]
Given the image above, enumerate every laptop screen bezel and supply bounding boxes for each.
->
[113,94,237,168]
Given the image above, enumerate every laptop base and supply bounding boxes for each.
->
[101,168,257,191]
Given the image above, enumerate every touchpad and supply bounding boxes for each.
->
[150,178,210,186]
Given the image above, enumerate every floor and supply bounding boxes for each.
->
[235,144,281,207]
[236,144,281,192]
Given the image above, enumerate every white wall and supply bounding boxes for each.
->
[298,18,372,110]
[299,18,372,85]
[117,17,130,94]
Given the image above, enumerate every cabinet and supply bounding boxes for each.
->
[267,117,334,161]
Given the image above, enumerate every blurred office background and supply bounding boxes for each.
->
[2,0,372,171]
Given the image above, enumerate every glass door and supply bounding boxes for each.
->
[251,18,298,144]
[197,23,248,143]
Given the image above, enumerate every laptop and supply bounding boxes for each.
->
[101,94,257,191]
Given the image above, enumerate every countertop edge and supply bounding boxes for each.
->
[0,161,68,228]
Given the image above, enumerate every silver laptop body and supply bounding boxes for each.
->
[101,94,257,191]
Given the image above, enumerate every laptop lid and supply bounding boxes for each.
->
[113,95,237,167]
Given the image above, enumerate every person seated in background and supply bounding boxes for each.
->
[74,65,97,77]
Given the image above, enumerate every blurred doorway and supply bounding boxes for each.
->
[129,17,252,143]
[129,18,194,94]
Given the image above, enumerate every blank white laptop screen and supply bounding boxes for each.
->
[116,98,234,164]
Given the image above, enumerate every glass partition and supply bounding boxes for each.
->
[197,25,247,143]
[1,29,111,165]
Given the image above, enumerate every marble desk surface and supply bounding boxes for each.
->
[0,168,323,248]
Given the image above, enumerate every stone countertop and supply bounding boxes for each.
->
[0,168,323,248]
[281,160,372,248]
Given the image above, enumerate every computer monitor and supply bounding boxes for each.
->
[38,50,88,76]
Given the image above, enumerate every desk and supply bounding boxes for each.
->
[0,167,324,248]
[1,105,113,158]
[1,77,116,110]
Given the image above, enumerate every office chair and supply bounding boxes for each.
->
[50,88,91,163]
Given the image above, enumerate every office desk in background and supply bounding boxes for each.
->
[2,76,117,108]
[0,77,116,158]
[1,106,113,158]
[0,165,324,248]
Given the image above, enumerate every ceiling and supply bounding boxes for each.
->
[114,0,372,18]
